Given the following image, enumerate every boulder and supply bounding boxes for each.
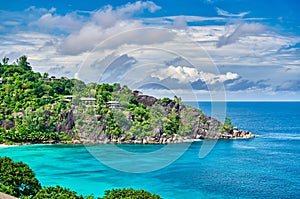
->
[0,119,15,130]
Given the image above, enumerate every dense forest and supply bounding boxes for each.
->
[0,56,253,144]
[0,56,75,143]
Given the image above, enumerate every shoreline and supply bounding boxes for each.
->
[0,134,255,147]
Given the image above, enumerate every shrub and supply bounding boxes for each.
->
[100,188,162,199]
[0,157,41,197]
[31,185,84,199]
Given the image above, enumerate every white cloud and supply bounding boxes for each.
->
[30,13,84,32]
[58,1,164,55]
[1,2,300,100]
[151,65,239,84]
[92,1,160,28]
[116,1,160,14]
[216,23,266,47]
[0,31,87,78]
[25,6,56,14]
[172,16,188,29]
[59,23,175,55]
[216,8,250,18]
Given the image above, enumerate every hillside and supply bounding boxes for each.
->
[0,56,254,144]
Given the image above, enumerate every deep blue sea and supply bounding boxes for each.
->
[1,102,300,198]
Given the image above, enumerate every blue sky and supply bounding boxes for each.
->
[1,0,300,101]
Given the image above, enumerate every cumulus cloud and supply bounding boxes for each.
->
[58,1,167,55]
[216,8,250,18]
[1,1,300,100]
[172,16,187,29]
[30,13,84,33]
[60,25,175,55]
[151,65,239,85]
[92,1,160,28]
[217,23,265,47]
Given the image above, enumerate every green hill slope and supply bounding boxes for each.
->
[0,56,254,144]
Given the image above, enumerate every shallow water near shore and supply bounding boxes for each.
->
[1,102,300,198]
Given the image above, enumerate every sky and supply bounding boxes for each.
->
[1,0,300,101]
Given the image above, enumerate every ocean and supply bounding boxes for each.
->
[1,102,299,198]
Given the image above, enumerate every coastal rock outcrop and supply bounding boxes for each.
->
[66,92,255,144]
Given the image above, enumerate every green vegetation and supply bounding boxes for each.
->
[73,79,189,141]
[100,188,162,199]
[0,157,163,198]
[0,55,186,144]
[30,186,84,199]
[0,55,235,144]
[222,117,234,132]
[0,157,41,197]
[0,56,74,143]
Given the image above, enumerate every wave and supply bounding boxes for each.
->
[233,144,256,149]
[261,133,300,140]
[0,144,18,148]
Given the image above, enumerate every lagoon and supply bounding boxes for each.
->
[1,102,300,198]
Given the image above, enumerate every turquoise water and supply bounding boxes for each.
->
[1,102,300,198]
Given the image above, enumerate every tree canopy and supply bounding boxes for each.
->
[100,188,162,199]
[30,186,84,199]
[0,157,41,197]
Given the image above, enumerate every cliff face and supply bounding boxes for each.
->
[0,119,15,130]
[0,94,254,144]
[57,110,75,137]
[58,93,254,144]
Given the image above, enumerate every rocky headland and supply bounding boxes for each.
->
[0,58,254,145]
[53,92,255,144]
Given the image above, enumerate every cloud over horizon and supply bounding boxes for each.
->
[151,65,239,85]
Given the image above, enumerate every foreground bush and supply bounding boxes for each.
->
[31,185,84,199]
[0,157,41,197]
[100,188,162,199]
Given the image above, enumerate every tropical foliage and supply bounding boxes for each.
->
[30,186,84,199]
[0,56,74,143]
[0,157,41,197]
[0,55,231,144]
[100,188,162,199]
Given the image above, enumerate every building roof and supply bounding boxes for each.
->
[64,95,76,98]
[107,100,119,104]
[80,97,96,101]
